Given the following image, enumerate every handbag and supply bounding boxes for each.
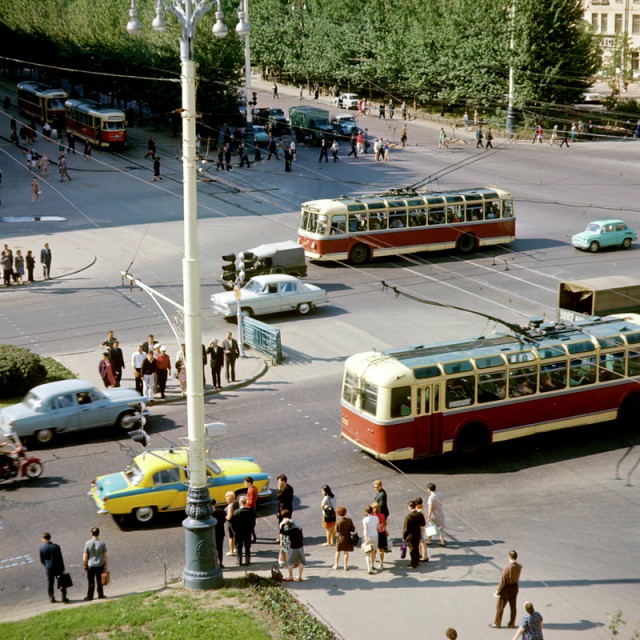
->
[57,572,73,589]
[425,521,440,538]
[271,563,283,583]
[385,538,393,553]
[350,531,360,547]
[101,570,110,586]
[362,542,373,554]
[400,542,407,559]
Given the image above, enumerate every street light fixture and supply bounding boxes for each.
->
[126,0,232,591]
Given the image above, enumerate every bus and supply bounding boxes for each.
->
[298,187,515,264]
[17,82,68,124]
[65,99,127,148]
[340,314,640,461]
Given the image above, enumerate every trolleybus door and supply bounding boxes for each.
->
[416,384,442,456]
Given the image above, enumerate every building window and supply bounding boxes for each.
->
[632,50,639,70]
[615,13,623,33]
[633,14,640,33]
[601,13,608,32]
[592,13,599,30]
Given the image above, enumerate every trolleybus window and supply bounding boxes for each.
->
[570,357,597,386]
[478,371,507,403]
[362,382,378,416]
[416,386,431,415]
[389,209,407,228]
[342,371,358,405]
[626,347,640,376]
[539,362,566,391]
[599,352,625,381]
[330,214,346,235]
[446,376,474,408]
[390,386,411,418]
[509,366,536,396]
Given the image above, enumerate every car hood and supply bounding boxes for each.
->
[104,388,142,402]
[572,231,592,243]
[0,402,33,429]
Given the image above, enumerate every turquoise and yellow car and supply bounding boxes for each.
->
[90,448,271,524]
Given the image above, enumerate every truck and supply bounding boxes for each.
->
[557,276,640,321]
[288,105,334,145]
[218,241,308,290]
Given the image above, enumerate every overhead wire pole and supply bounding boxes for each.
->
[506,0,516,135]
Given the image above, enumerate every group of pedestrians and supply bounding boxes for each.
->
[1,242,51,287]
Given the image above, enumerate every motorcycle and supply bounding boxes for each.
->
[0,432,44,483]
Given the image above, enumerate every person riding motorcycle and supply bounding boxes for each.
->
[0,438,17,477]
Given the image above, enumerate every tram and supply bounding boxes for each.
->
[65,99,127,148]
[17,82,68,124]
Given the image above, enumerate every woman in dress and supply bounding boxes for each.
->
[427,483,446,546]
[224,491,237,557]
[362,504,379,575]
[513,601,543,640]
[415,496,429,561]
[333,506,354,570]
[321,485,336,546]
[371,502,388,569]
[13,250,24,284]
[98,352,116,388]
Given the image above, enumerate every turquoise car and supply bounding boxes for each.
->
[572,219,637,253]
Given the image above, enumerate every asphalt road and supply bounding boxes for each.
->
[1,81,639,638]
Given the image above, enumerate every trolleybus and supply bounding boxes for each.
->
[298,187,515,264]
[65,99,127,148]
[17,82,68,124]
[340,314,640,460]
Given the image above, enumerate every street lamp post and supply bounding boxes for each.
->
[236,0,251,123]
[126,0,230,590]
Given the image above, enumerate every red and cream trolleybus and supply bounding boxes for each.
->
[298,187,515,264]
[340,314,640,460]
[65,99,127,148]
[17,82,68,124]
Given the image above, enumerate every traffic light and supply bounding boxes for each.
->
[221,253,237,286]
[236,251,257,284]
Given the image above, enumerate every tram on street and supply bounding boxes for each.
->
[297,187,515,264]
[17,81,68,124]
[340,314,640,460]
[65,99,127,148]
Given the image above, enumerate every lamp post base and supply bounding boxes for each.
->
[182,486,222,590]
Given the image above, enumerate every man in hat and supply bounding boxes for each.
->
[155,346,171,400]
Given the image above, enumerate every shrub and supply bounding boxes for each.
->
[0,345,48,399]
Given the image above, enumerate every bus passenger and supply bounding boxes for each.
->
[517,380,534,395]
[539,372,556,392]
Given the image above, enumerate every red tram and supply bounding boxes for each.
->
[65,99,127,148]
[17,82,68,124]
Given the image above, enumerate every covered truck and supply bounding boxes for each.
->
[289,105,334,145]
[558,276,640,320]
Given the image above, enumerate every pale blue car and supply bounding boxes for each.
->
[571,219,637,253]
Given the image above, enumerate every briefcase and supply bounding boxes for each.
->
[101,570,110,586]
[57,572,73,589]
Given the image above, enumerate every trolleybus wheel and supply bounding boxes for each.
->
[455,423,488,455]
[349,243,370,265]
[458,234,477,254]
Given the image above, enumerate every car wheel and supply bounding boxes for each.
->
[622,237,632,249]
[35,428,54,445]
[589,241,599,253]
[241,307,254,318]
[24,461,44,479]
[297,302,311,315]
[133,506,156,523]
[118,410,136,429]
[349,243,370,265]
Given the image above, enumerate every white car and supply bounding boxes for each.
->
[211,274,328,318]
[335,93,360,109]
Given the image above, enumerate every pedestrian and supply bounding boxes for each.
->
[289,139,296,162]
[211,498,227,568]
[491,549,523,628]
[383,141,391,161]
[331,139,339,162]
[267,136,278,160]
[320,484,337,546]
[427,482,446,546]
[222,331,239,383]
[40,152,49,176]
[108,340,125,387]
[333,506,355,570]
[59,154,71,181]
[98,352,116,388]
[284,144,292,172]
[43,121,52,139]
[273,83,278,99]
[152,156,162,181]
[400,125,407,147]
[224,491,237,557]
[463,111,469,131]
[31,176,40,202]
[347,133,357,158]
[299,84,304,100]
[83,139,92,160]
[536,124,543,143]
[549,125,558,146]
[131,344,145,395]
[276,473,294,530]
[415,496,429,562]
[374,138,383,161]
[68,132,76,154]
[144,136,156,159]
[378,102,385,119]
[1,250,12,287]
[231,494,256,566]
[175,352,187,396]
[39,532,69,603]
[473,107,479,125]
[486,128,494,149]
[402,500,426,569]
[476,126,484,148]
[318,138,329,163]
[83,527,108,601]
[207,339,224,389]
[571,122,577,143]
[238,141,251,168]
[388,99,394,119]
[26,249,35,283]
[356,130,364,155]
[281,516,305,581]
[513,601,544,640]
[588,120,594,140]
[559,128,570,148]
[362,504,379,575]
[215,146,224,170]
[438,127,446,150]
[13,249,24,284]
[155,346,171,399]
[40,242,52,280]
[244,476,259,543]
[141,351,157,401]
[26,148,33,171]
[371,502,388,569]
[401,101,408,120]
[373,479,389,520]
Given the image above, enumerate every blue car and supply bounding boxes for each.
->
[0,379,144,445]
[572,219,637,253]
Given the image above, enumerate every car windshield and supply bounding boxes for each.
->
[124,461,145,487]
[586,223,601,233]
[22,391,44,411]
[243,279,264,294]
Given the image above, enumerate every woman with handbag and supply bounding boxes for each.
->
[320,485,336,546]
[371,502,388,569]
[333,506,355,570]
[362,504,379,575]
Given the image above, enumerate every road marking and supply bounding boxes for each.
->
[0,554,34,570]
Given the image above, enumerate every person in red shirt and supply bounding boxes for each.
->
[244,476,258,543]
[155,346,171,399]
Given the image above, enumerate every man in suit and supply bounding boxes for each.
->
[231,494,256,565]
[40,242,52,280]
[109,340,125,387]
[207,339,224,389]
[39,532,69,603]
[222,331,240,383]
[276,474,294,527]
[491,549,523,628]
[402,500,426,568]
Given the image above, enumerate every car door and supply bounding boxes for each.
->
[257,282,281,314]
[601,224,616,247]
[75,388,116,430]
[48,394,79,432]
[279,281,302,312]
[149,467,187,512]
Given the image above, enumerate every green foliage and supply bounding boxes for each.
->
[0,345,47,399]
[40,356,77,383]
